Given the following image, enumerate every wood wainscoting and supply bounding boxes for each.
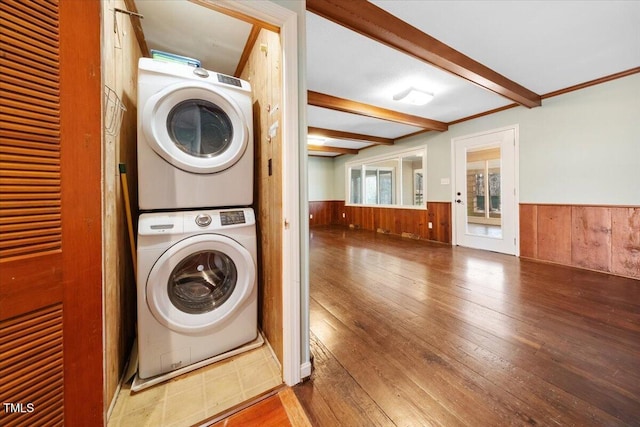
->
[308,200,452,244]
[520,204,640,279]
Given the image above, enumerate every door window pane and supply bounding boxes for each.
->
[465,147,502,238]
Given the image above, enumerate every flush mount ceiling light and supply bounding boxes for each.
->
[393,87,434,106]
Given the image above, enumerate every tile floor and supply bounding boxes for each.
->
[108,344,282,427]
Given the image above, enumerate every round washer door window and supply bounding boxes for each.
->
[142,81,249,174]
[147,234,255,334]
[168,249,237,314]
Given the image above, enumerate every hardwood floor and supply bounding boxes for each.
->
[210,388,311,426]
[295,226,640,426]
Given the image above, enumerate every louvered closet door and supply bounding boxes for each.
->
[0,1,102,426]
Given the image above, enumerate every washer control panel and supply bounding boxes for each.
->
[140,209,255,237]
[195,214,212,227]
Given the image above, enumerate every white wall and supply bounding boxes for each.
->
[330,73,640,205]
[308,156,335,201]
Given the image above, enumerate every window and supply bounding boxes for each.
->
[467,148,501,223]
[346,148,426,208]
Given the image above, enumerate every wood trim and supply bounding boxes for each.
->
[279,387,313,427]
[308,144,359,155]
[189,0,280,34]
[541,67,640,100]
[308,91,448,131]
[309,154,339,158]
[234,25,261,77]
[446,103,520,127]
[308,127,394,145]
[59,0,103,424]
[408,68,640,131]
[307,0,541,108]
[519,202,640,209]
[239,28,285,366]
[123,0,149,56]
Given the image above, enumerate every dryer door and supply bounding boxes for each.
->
[141,81,249,174]
[146,234,255,334]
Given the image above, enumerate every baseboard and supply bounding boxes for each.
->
[300,361,312,380]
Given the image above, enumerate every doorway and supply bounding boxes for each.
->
[453,126,518,255]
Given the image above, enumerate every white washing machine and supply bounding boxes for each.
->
[137,58,253,210]
[137,208,258,379]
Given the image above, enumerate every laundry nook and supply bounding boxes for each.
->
[1,1,639,426]
[99,1,307,424]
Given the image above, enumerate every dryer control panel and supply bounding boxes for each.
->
[220,210,246,226]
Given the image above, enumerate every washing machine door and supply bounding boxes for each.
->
[146,234,255,334]
[142,81,249,174]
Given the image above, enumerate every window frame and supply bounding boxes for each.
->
[345,147,427,210]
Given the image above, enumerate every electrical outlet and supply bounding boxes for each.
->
[310,214,313,219]
[428,222,433,229]
[342,212,346,218]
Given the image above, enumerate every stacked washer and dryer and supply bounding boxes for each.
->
[135,58,259,382]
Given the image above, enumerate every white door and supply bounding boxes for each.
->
[142,82,249,173]
[453,127,518,255]
[147,234,256,333]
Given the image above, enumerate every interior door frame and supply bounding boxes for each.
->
[451,124,520,256]
[214,0,306,385]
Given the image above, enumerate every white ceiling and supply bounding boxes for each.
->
[134,0,251,75]
[132,0,640,157]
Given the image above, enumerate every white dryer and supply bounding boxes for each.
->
[137,58,253,210]
[137,208,258,379]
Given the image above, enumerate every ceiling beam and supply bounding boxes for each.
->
[308,144,359,155]
[308,91,448,131]
[308,127,394,145]
[307,0,541,108]
[189,0,280,33]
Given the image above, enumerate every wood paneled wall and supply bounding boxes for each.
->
[240,29,284,366]
[309,201,452,244]
[520,204,640,279]
[102,0,142,411]
[312,202,639,279]
[308,200,334,227]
